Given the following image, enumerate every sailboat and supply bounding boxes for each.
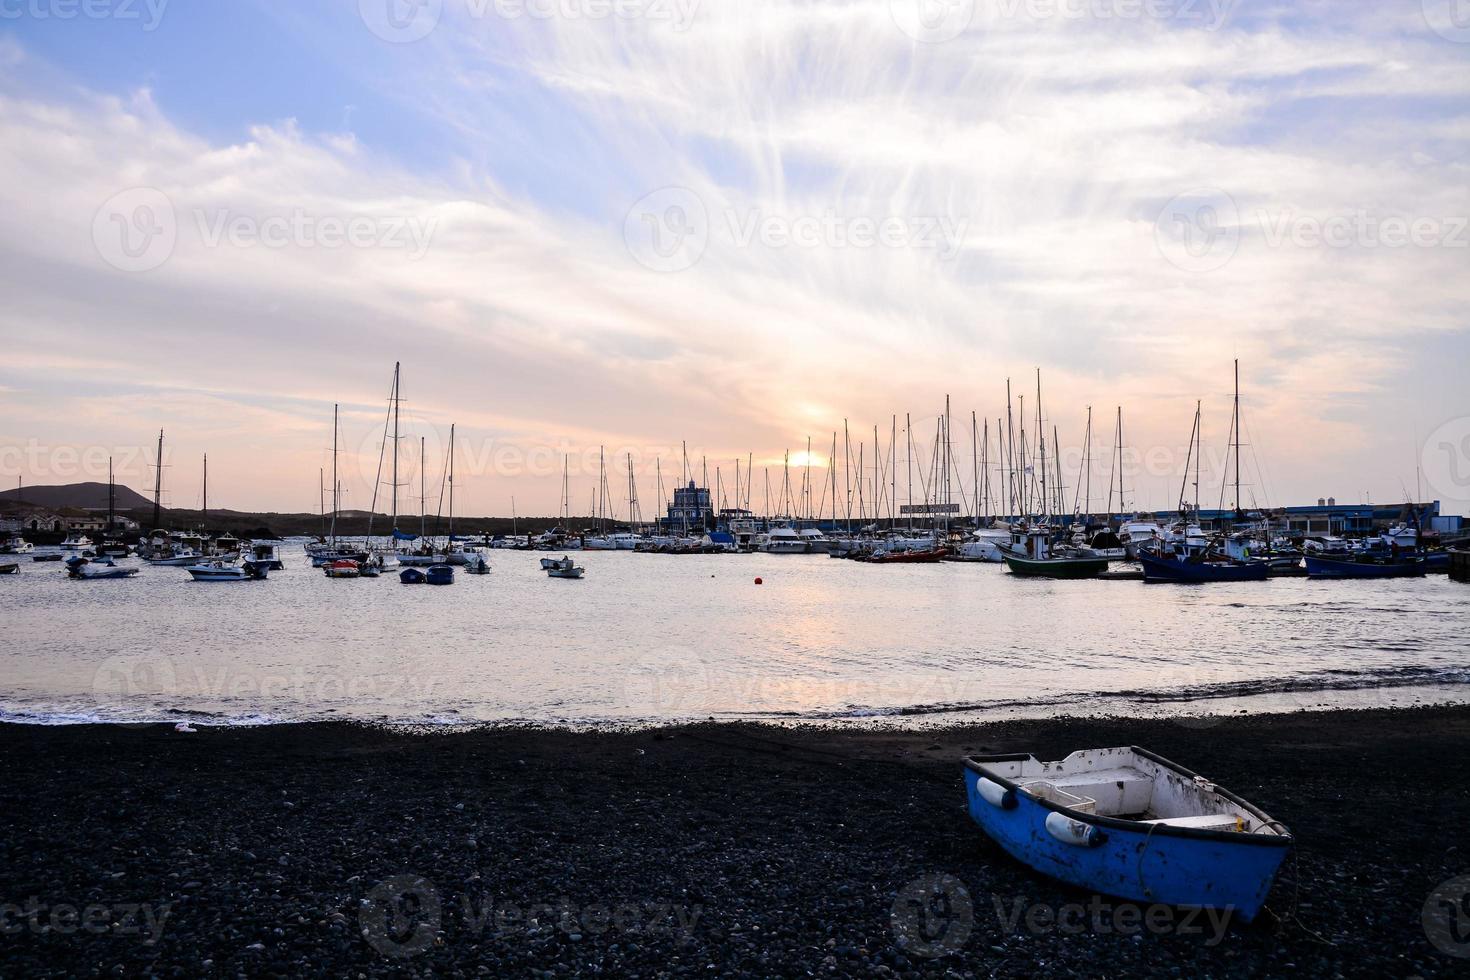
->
[1140,364,1270,584]
[319,403,370,576]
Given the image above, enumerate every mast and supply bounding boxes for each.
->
[330,404,339,547]
[447,424,455,546]
[1036,370,1046,522]
[107,457,115,531]
[202,454,207,530]
[391,362,401,533]
[319,468,326,537]
[1233,358,1242,517]
[151,428,163,528]
[419,435,426,540]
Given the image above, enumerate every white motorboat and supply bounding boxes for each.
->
[610,532,643,550]
[59,532,93,551]
[1,535,34,555]
[145,547,205,566]
[1118,519,1164,558]
[583,536,617,551]
[797,527,831,553]
[186,559,269,581]
[244,541,285,570]
[953,528,1010,562]
[760,525,807,554]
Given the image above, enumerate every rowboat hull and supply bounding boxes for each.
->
[1304,555,1427,579]
[1003,554,1108,578]
[1139,551,1269,583]
[964,749,1291,922]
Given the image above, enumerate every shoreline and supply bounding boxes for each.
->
[3,705,1469,975]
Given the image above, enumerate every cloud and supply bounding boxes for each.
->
[0,4,1465,514]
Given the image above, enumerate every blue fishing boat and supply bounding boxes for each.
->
[964,746,1291,922]
[399,567,426,585]
[1138,550,1269,583]
[425,564,454,585]
[1304,555,1426,579]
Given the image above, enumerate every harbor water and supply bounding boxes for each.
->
[3,542,1469,727]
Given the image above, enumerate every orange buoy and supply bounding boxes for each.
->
[754,577,763,585]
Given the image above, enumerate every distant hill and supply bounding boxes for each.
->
[0,481,153,510]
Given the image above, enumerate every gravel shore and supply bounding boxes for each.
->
[2,706,1468,977]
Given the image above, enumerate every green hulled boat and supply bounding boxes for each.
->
[1003,552,1109,579]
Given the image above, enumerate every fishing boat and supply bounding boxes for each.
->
[425,564,454,585]
[544,556,585,579]
[323,559,361,579]
[32,554,62,563]
[1003,552,1108,578]
[0,562,17,575]
[1304,554,1427,579]
[1139,549,1270,583]
[399,567,426,584]
[59,532,93,552]
[964,746,1292,922]
[64,556,139,580]
[243,540,285,570]
[464,554,490,574]
[1,534,33,554]
[864,546,948,563]
[185,559,269,581]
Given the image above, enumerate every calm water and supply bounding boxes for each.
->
[4,542,1469,726]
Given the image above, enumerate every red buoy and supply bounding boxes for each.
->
[754,577,763,585]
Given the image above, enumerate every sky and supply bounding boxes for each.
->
[0,0,1467,519]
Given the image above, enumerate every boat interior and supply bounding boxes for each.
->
[977,747,1287,836]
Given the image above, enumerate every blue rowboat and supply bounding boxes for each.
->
[964,746,1291,922]
[399,567,426,585]
[1304,555,1426,579]
[1138,550,1269,583]
[425,564,455,585]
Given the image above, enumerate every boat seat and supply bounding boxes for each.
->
[1140,814,1243,833]
[1041,766,1154,816]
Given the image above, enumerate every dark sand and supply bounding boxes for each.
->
[2,706,1469,977]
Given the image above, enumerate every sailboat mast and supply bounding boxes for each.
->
[330,404,339,546]
[419,436,426,539]
[202,453,207,529]
[1233,358,1242,516]
[447,424,455,543]
[152,428,163,529]
[391,362,400,532]
[107,457,115,530]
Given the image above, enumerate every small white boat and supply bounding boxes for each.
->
[797,527,831,553]
[145,548,204,567]
[186,560,269,581]
[59,532,93,551]
[465,554,491,574]
[543,556,585,579]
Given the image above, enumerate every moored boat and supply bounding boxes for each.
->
[1304,554,1427,579]
[1003,552,1108,578]
[1139,550,1270,583]
[186,560,269,581]
[544,556,585,579]
[323,559,361,579]
[63,556,139,580]
[964,746,1292,922]
[425,564,454,585]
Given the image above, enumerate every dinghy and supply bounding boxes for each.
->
[322,559,361,579]
[399,567,426,584]
[0,562,18,575]
[64,556,139,580]
[425,564,454,585]
[544,556,585,579]
[964,746,1291,922]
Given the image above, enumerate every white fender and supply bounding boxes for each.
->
[976,777,1015,809]
[1045,811,1104,847]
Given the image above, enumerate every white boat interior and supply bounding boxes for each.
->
[977,747,1287,835]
